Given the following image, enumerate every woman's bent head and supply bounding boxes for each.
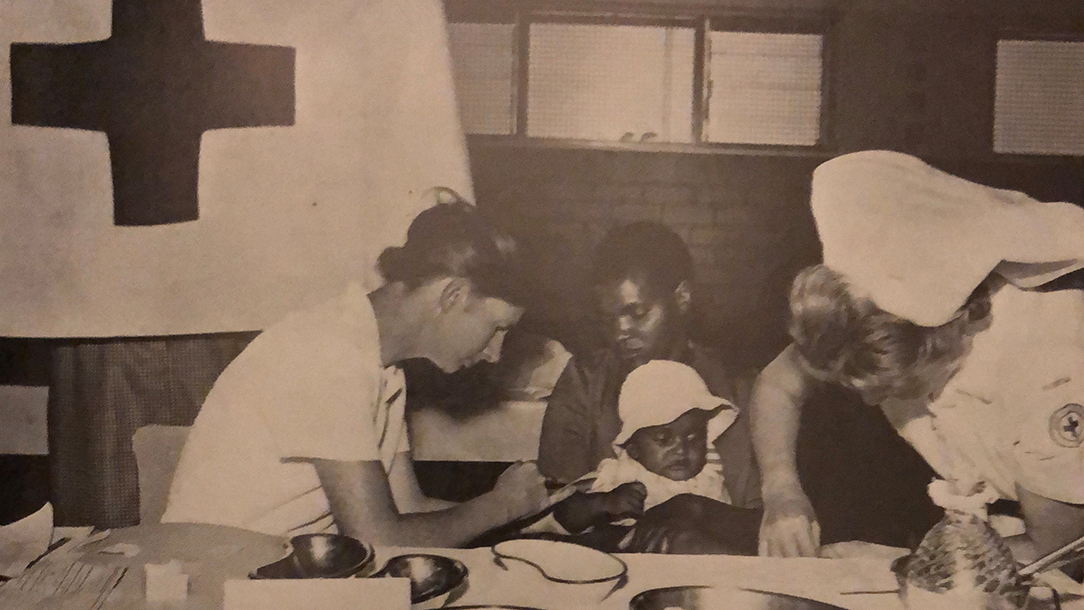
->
[788,264,990,405]
[591,221,694,367]
[378,193,527,372]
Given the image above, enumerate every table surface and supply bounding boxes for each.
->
[26,523,1078,610]
[70,524,903,610]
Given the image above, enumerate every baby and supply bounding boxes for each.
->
[549,360,740,545]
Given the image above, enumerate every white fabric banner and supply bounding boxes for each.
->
[0,0,472,337]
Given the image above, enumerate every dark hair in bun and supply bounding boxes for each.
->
[378,188,528,306]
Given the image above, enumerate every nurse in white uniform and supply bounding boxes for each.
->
[749,152,1084,583]
[164,196,549,545]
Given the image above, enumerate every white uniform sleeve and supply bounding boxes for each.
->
[1007,346,1084,504]
[257,331,384,463]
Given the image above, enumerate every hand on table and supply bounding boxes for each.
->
[758,487,820,557]
[490,461,550,521]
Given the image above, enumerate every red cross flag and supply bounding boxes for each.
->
[0,0,472,337]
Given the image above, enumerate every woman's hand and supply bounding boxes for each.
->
[489,461,550,522]
[601,482,647,519]
[759,485,820,557]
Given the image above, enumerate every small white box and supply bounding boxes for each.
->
[224,577,410,610]
[145,560,189,602]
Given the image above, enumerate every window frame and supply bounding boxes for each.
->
[445,0,837,156]
[991,26,1084,159]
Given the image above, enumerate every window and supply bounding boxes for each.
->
[447,22,517,135]
[527,23,694,143]
[445,6,828,150]
[706,32,822,146]
[994,40,1084,155]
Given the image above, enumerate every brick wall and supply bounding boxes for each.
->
[471,146,826,368]
[468,6,1084,369]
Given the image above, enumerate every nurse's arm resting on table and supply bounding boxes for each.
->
[1014,486,1084,580]
[750,344,821,558]
[314,458,548,548]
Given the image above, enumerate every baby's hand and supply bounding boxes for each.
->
[602,482,647,519]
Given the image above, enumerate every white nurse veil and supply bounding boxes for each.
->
[810,150,1084,327]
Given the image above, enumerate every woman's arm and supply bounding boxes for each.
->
[385,450,457,513]
[749,344,820,557]
[314,458,548,548]
[1014,485,1084,581]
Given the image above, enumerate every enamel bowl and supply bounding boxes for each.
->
[249,533,375,579]
[373,554,469,609]
[629,586,849,610]
[490,539,627,606]
[445,607,545,610]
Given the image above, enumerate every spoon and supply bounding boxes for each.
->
[1019,534,1084,579]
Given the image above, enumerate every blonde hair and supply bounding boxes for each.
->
[788,264,990,400]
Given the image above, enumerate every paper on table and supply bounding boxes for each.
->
[224,577,411,610]
[0,555,127,610]
[0,502,53,578]
[51,526,95,547]
[832,558,901,594]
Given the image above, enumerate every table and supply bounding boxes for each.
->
[62,524,903,610]
[27,524,1080,610]
[81,523,284,610]
[381,547,905,610]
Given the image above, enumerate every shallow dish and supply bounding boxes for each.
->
[444,606,545,610]
[249,533,375,579]
[629,586,848,610]
[490,539,627,605]
[373,553,469,609]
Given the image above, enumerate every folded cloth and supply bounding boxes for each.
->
[591,450,729,514]
[0,502,52,579]
[812,151,1084,326]
[501,337,572,402]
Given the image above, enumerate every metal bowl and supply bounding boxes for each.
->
[629,586,848,610]
[442,606,546,610]
[249,533,375,579]
[444,606,545,610]
[373,554,469,609]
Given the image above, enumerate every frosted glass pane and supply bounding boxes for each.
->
[448,22,516,135]
[995,40,1084,155]
[527,23,694,143]
[707,32,822,146]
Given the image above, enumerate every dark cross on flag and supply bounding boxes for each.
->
[10,0,296,225]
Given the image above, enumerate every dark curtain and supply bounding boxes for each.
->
[48,334,256,528]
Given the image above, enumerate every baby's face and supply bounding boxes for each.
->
[625,409,709,481]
